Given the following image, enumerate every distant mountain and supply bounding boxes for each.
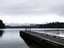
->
[5,23,40,28]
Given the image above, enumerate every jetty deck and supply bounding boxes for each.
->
[20,30,64,48]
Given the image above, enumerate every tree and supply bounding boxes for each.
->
[0,20,5,28]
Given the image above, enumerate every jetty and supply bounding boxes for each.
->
[20,30,64,48]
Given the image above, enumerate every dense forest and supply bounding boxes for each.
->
[0,20,5,28]
[39,22,64,28]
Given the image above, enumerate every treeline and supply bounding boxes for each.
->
[4,21,64,28]
[39,22,64,28]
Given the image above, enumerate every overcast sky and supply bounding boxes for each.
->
[0,0,64,24]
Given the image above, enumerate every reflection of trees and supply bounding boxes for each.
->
[0,30,4,37]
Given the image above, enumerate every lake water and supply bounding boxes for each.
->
[0,28,64,48]
[0,28,29,48]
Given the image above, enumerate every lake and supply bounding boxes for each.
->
[0,28,64,48]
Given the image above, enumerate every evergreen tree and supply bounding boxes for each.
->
[0,20,5,28]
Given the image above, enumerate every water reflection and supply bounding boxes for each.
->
[0,29,29,48]
[43,30,64,37]
[33,30,64,37]
[0,30,4,37]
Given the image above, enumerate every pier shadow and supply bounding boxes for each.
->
[20,36,44,48]
[0,30,4,37]
[19,32,46,48]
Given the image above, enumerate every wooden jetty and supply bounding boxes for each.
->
[20,31,64,48]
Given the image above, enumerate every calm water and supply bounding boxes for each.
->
[0,28,64,48]
[0,28,29,48]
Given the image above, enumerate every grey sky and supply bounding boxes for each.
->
[0,0,64,23]
[0,0,64,15]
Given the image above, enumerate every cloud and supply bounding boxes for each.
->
[0,15,63,24]
[0,0,64,16]
[50,5,64,16]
